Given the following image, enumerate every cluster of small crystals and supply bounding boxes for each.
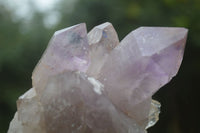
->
[8,22,188,133]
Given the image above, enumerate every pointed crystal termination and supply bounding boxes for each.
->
[32,23,90,92]
[8,23,188,133]
[87,22,119,77]
[98,27,188,125]
[132,27,188,77]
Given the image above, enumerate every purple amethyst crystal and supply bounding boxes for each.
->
[8,22,188,133]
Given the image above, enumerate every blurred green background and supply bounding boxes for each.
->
[0,0,200,132]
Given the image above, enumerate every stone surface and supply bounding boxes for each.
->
[8,23,188,133]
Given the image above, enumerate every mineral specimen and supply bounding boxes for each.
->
[8,22,188,133]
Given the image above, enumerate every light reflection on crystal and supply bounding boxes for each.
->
[145,100,161,129]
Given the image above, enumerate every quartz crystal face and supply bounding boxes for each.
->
[8,22,188,133]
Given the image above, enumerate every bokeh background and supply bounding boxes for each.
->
[0,0,200,133]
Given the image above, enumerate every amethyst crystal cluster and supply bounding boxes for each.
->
[8,22,188,133]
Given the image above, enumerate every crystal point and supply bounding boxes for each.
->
[98,27,187,119]
[8,23,188,133]
[133,27,187,56]
[87,22,119,77]
[32,23,89,92]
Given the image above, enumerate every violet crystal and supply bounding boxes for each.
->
[8,22,188,133]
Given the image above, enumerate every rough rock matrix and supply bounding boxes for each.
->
[8,22,188,133]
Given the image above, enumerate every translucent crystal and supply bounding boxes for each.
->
[32,23,90,93]
[87,22,119,77]
[8,23,188,133]
[145,100,161,129]
[97,27,187,124]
